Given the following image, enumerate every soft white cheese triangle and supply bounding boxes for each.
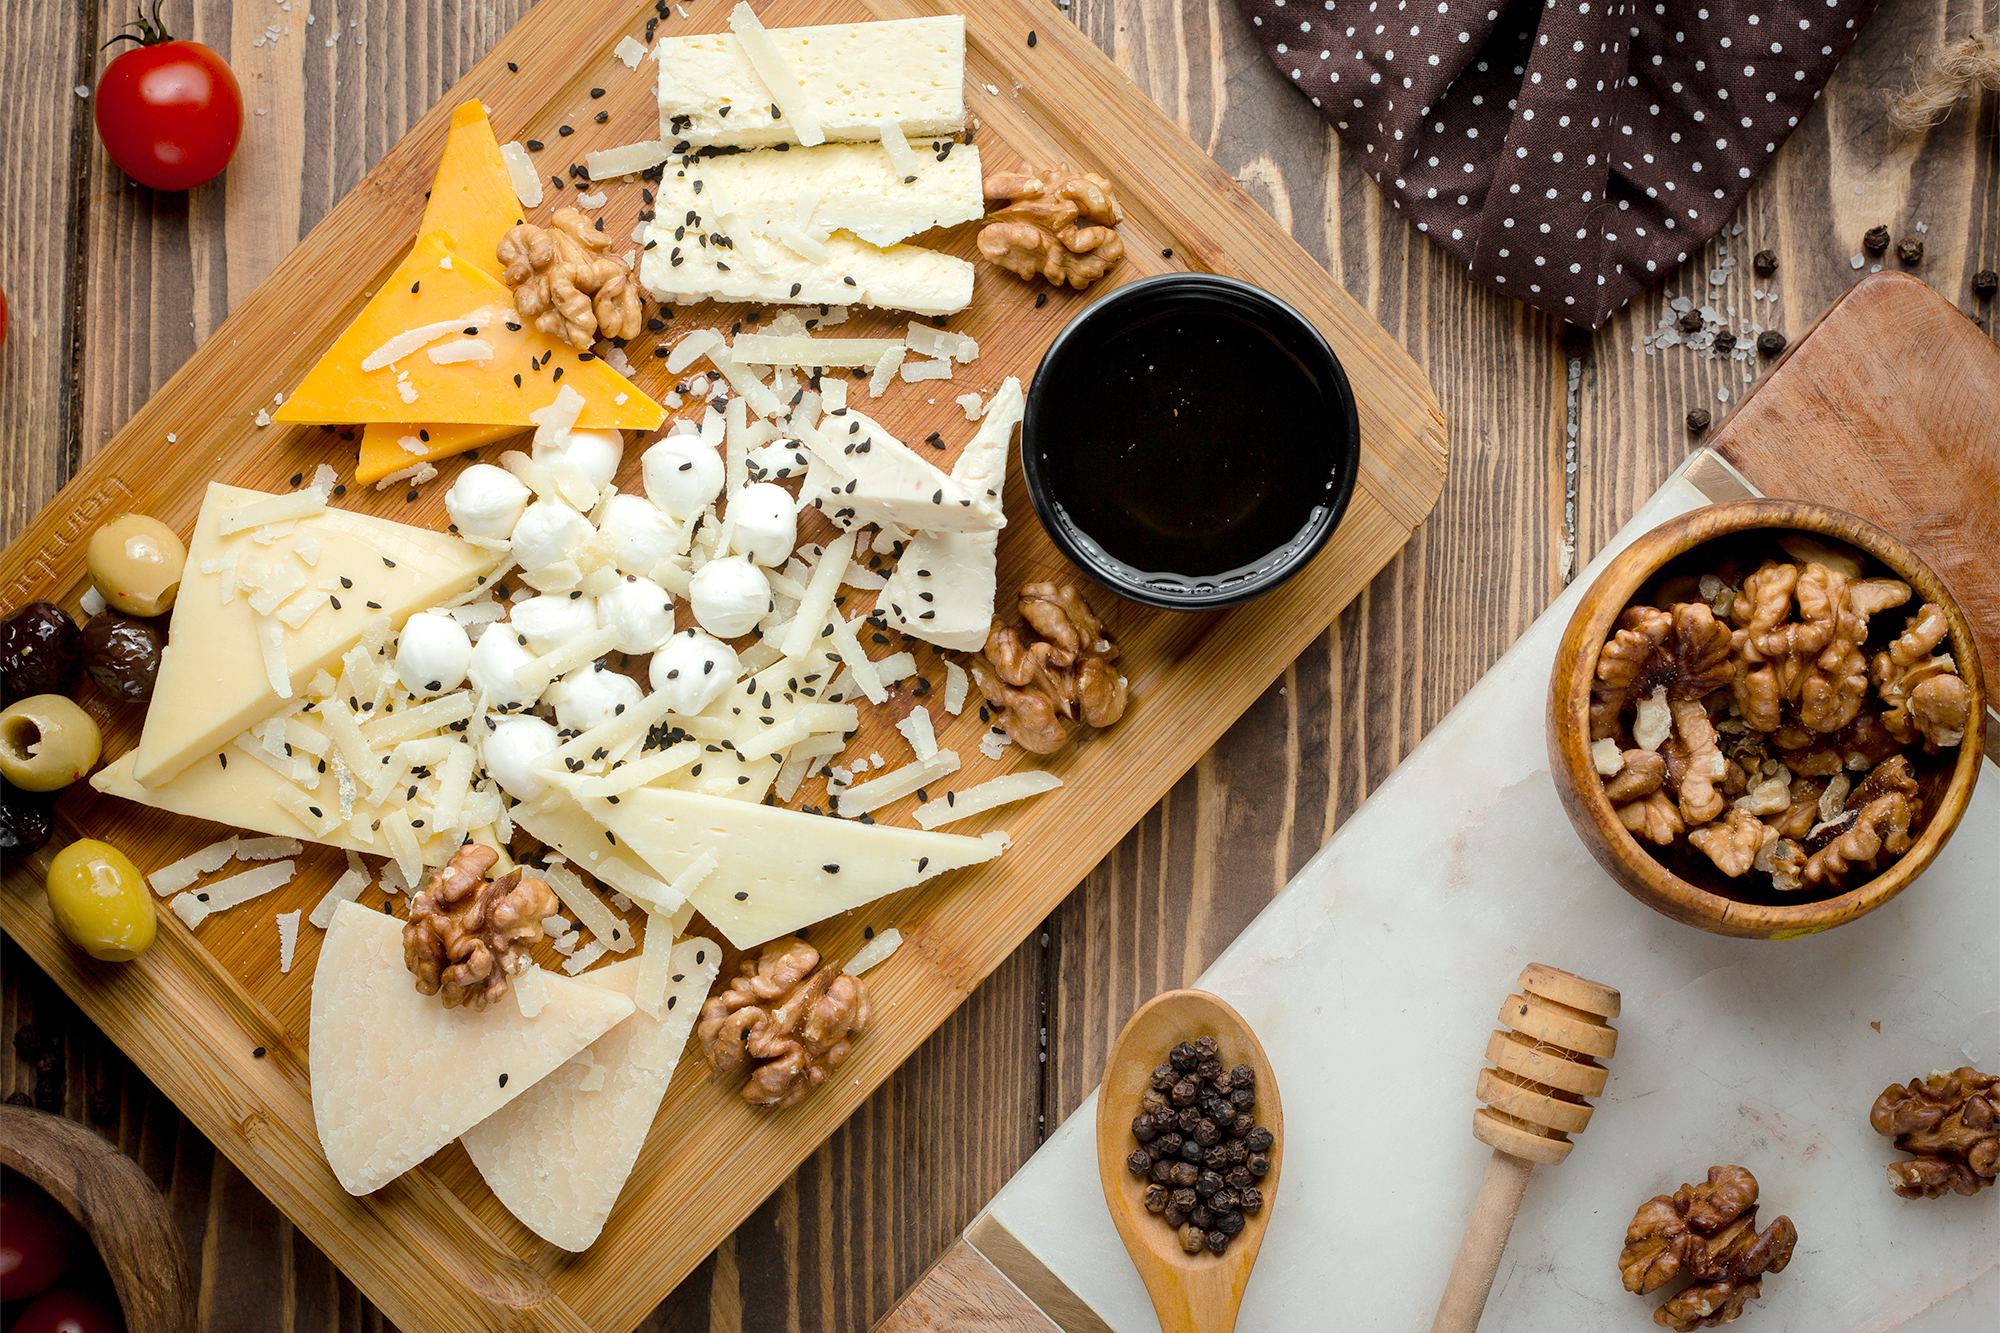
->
[133,484,496,787]
[566,784,1002,948]
[309,899,635,1195]
[460,938,721,1251]
[881,527,997,653]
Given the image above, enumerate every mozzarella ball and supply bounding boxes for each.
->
[510,498,593,571]
[466,625,537,710]
[510,592,598,656]
[597,575,676,654]
[598,492,679,575]
[642,437,725,520]
[394,612,471,698]
[549,664,644,732]
[728,482,799,566]
[444,464,532,540]
[687,556,769,639]
[484,715,560,802]
[537,426,624,490]
[649,629,741,714]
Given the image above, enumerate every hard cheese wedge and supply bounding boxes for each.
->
[656,15,965,150]
[460,940,720,1251]
[354,422,526,487]
[131,483,495,787]
[569,784,1002,948]
[273,231,662,429]
[92,745,457,867]
[419,101,522,283]
[310,899,636,1196]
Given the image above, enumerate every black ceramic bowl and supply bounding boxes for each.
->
[1020,273,1360,610]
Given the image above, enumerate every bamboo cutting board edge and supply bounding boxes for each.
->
[0,2,1446,1331]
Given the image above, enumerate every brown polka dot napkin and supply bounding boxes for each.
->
[1234,0,1878,327]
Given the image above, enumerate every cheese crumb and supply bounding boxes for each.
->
[277,910,302,972]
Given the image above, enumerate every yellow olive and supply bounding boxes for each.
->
[87,513,187,617]
[0,695,102,792]
[46,839,156,962]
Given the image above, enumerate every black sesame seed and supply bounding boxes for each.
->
[559,124,574,136]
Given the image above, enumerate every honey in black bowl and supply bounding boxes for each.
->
[1021,274,1359,610]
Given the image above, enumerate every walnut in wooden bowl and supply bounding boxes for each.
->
[1547,500,1984,939]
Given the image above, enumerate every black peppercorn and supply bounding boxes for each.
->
[1863,224,1891,256]
[1196,1057,1224,1081]
[1179,1138,1205,1162]
[1756,329,1787,357]
[1230,1087,1255,1112]
[1897,236,1924,265]
[1151,1062,1176,1090]
[1204,1143,1232,1170]
[1144,1183,1169,1213]
[1226,1165,1254,1191]
[1188,1204,1214,1231]
[1247,1153,1271,1178]
[1126,1149,1152,1175]
[1194,1118,1221,1147]
[1196,1170,1223,1198]
[1141,1087,1169,1112]
[1165,1206,1187,1228]
[1193,1036,1219,1060]
[1677,309,1704,334]
[1230,1064,1254,1089]
[1711,330,1736,353]
[1150,1159,1175,1185]
[1176,1106,1201,1134]
[1239,1186,1264,1213]
[1752,249,1777,277]
[1171,1187,1198,1212]
[1211,1105,1236,1131]
[1170,1078,1198,1107]
[1170,1042,1197,1072]
[1170,1161,1199,1188]
[1216,1209,1245,1236]
[1245,1126,1274,1153]
[1972,270,1997,300]
[1686,407,1711,433]
[1212,1188,1239,1213]
[1132,1114,1159,1143]
[1156,1131,1184,1157]
[1206,1230,1229,1254]
[1225,1140,1249,1165]
[1179,1224,1205,1254]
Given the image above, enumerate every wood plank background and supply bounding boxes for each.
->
[1,1,1991,1330]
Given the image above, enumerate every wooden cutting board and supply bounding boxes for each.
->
[873,271,2000,1333]
[0,3,1444,1331]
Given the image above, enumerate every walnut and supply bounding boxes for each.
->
[1800,791,1915,890]
[498,207,645,349]
[1870,1067,2000,1198]
[1670,699,1727,825]
[1906,673,1971,749]
[1592,604,1732,741]
[1619,791,1685,846]
[1690,807,1766,878]
[973,584,1128,753]
[696,940,870,1109]
[1618,1165,1796,1331]
[403,843,559,1009]
[1604,749,1667,804]
[977,165,1126,290]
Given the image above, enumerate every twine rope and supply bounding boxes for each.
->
[1888,32,2000,133]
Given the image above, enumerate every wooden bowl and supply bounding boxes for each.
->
[0,1105,195,1333]
[1547,499,1985,939]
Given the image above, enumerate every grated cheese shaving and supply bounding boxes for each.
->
[727,2,824,145]
[835,749,959,817]
[915,770,1064,829]
[501,141,544,207]
[586,139,671,179]
[842,927,903,976]
[277,910,302,972]
[943,662,969,715]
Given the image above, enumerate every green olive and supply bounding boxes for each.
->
[46,839,156,961]
[0,695,102,792]
[87,513,187,617]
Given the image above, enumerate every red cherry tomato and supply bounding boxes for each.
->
[0,1178,81,1301]
[7,1286,124,1333]
[93,2,241,192]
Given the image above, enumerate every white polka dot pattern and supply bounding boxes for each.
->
[1233,0,1878,326]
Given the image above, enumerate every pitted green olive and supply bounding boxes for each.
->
[0,695,102,792]
[87,513,186,617]
[46,839,156,961]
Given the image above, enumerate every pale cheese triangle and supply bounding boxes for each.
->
[92,746,457,868]
[310,899,636,1196]
[131,484,496,787]
[460,938,720,1251]
[569,784,1001,948]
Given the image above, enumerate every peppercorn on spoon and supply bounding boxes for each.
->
[1430,963,1621,1333]
[1095,989,1282,1333]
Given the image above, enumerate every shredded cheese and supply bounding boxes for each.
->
[915,771,1065,829]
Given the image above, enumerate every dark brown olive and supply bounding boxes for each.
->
[0,779,55,855]
[1,602,82,705]
[80,613,168,703]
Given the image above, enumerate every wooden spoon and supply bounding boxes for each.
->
[1096,989,1282,1333]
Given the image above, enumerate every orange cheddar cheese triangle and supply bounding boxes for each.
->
[418,102,521,284]
[274,231,662,430]
[354,422,526,486]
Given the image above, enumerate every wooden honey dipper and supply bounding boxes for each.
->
[1430,962,1620,1333]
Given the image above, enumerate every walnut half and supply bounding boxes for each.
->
[978,165,1126,290]
[1871,1066,2000,1198]
[1618,1165,1796,1331]
[696,941,870,1109]
[498,207,645,349]
[403,843,559,1010]
[972,583,1129,754]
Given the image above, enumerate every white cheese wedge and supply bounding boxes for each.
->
[510,791,686,913]
[133,484,495,787]
[804,414,999,533]
[950,376,1023,513]
[91,744,458,867]
[656,15,965,150]
[639,226,971,317]
[657,142,981,249]
[880,527,997,653]
[567,783,1002,948]
[459,938,720,1251]
[309,899,635,1196]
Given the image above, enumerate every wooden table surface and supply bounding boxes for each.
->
[1,2,1991,1330]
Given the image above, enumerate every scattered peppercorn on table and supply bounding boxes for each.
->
[1,2,1996,1332]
